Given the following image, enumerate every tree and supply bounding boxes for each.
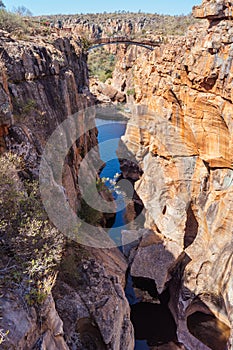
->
[13,6,33,16]
[0,1,5,9]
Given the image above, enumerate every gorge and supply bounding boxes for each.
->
[0,0,233,349]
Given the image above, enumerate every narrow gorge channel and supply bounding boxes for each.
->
[96,116,127,246]
[96,114,150,350]
[96,113,180,350]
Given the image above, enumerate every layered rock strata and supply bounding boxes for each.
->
[0,31,133,349]
[118,1,233,349]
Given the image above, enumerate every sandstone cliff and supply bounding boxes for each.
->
[0,31,133,349]
[115,1,233,349]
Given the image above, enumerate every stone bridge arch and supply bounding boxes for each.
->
[88,37,161,51]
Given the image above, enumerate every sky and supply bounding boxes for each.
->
[3,0,202,16]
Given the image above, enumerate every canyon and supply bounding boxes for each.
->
[112,0,233,349]
[0,31,133,349]
[0,0,233,349]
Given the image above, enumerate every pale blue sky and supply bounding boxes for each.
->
[3,0,202,16]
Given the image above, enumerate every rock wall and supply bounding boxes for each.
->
[57,13,195,40]
[0,30,94,208]
[117,1,233,349]
[0,31,133,349]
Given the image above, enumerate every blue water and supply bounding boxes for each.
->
[96,117,149,350]
[96,118,126,179]
[96,118,127,246]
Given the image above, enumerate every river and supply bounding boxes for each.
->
[96,116,150,350]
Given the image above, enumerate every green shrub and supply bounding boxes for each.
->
[13,98,37,121]
[0,329,9,345]
[78,197,103,226]
[0,9,27,33]
[88,48,116,82]
[126,88,135,96]
[22,99,37,114]
[0,153,64,305]
[58,241,89,288]
[80,36,92,50]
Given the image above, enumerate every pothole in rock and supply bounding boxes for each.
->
[187,311,231,350]
[75,317,107,350]
[131,301,177,346]
[186,294,231,350]
[126,276,183,349]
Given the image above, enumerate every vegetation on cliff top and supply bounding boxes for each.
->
[0,9,28,33]
[88,47,116,82]
[37,12,197,37]
[0,153,90,345]
[0,153,64,306]
[0,3,44,38]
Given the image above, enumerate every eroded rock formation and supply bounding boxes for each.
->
[90,77,126,104]
[116,1,233,349]
[57,13,196,40]
[0,31,133,349]
[193,0,233,19]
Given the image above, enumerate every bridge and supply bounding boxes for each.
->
[88,37,161,51]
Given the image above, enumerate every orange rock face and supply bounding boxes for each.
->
[118,1,233,349]
[120,19,233,167]
[193,0,233,19]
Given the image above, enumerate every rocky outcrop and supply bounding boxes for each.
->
[1,292,69,350]
[119,17,233,167]
[47,13,196,40]
[54,246,134,350]
[0,30,94,206]
[90,78,126,104]
[0,61,12,152]
[0,31,133,350]
[193,0,233,19]
[1,247,133,350]
[117,1,233,349]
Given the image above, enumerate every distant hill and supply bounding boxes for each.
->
[36,12,198,38]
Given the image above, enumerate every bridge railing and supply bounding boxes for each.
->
[89,36,161,48]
